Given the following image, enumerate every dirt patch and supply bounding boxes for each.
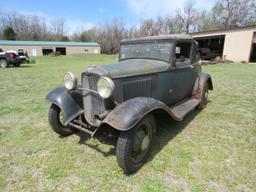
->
[163,170,190,192]
[206,181,231,192]
[0,126,5,134]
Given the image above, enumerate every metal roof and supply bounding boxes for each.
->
[0,40,99,47]
[121,34,193,43]
[190,25,256,36]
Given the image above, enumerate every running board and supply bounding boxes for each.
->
[170,98,200,120]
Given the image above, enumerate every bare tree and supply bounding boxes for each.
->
[212,0,256,29]
[163,15,185,34]
[177,0,199,33]
[197,11,218,31]
[76,18,127,54]
[139,19,157,36]
[0,11,51,40]
[51,18,67,40]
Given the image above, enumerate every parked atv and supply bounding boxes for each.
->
[0,49,31,68]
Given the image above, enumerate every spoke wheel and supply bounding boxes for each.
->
[131,123,153,163]
[116,114,156,174]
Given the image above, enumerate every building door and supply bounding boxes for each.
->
[195,35,225,60]
[32,48,37,56]
[250,32,256,62]
[42,47,54,55]
[94,49,99,54]
[56,47,66,55]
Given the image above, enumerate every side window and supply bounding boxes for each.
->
[175,42,192,66]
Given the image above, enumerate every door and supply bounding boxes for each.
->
[32,48,37,56]
[168,41,198,104]
[56,47,66,55]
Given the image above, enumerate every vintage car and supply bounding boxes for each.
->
[46,34,213,174]
[0,49,30,68]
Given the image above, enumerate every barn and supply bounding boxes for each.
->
[0,40,100,56]
[191,25,256,63]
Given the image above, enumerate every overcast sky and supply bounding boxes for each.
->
[1,0,217,34]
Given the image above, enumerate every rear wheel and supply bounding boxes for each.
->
[116,114,156,174]
[0,59,7,68]
[197,84,209,109]
[48,104,75,136]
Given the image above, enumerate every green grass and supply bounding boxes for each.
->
[0,55,255,192]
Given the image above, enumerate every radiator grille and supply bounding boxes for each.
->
[82,73,105,126]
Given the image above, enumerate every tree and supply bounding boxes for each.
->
[51,19,66,36]
[79,30,94,42]
[3,26,16,40]
[212,0,256,29]
[197,11,217,31]
[61,36,69,41]
[177,0,199,33]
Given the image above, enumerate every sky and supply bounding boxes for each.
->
[1,0,217,34]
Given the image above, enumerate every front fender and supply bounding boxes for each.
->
[102,97,182,131]
[45,87,83,125]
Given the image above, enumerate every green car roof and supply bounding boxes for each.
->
[0,40,99,47]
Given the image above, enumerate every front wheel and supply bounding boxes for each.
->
[116,114,156,174]
[0,59,7,68]
[48,104,75,136]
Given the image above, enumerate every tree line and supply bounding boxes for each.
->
[0,0,255,54]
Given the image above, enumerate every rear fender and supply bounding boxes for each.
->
[45,87,83,125]
[193,72,213,99]
[101,97,182,131]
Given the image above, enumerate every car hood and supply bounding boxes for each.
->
[101,59,169,79]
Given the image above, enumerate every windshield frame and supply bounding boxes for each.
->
[119,39,175,64]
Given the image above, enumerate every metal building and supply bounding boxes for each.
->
[191,25,256,63]
[0,40,100,56]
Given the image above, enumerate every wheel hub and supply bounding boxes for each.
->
[60,111,64,124]
[141,135,150,151]
[133,130,145,153]
[0,60,7,68]
[205,91,208,99]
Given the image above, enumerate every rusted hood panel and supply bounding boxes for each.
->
[101,59,169,78]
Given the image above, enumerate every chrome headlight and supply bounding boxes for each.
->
[97,77,115,99]
[64,72,77,90]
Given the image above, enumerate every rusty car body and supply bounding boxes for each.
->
[46,34,213,174]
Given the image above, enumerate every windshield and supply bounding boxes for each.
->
[120,42,173,62]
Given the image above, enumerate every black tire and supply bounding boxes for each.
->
[116,114,156,174]
[197,84,209,110]
[0,59,7,68]
[48,104,74,136]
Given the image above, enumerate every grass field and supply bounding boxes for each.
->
[0,55,255,192]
